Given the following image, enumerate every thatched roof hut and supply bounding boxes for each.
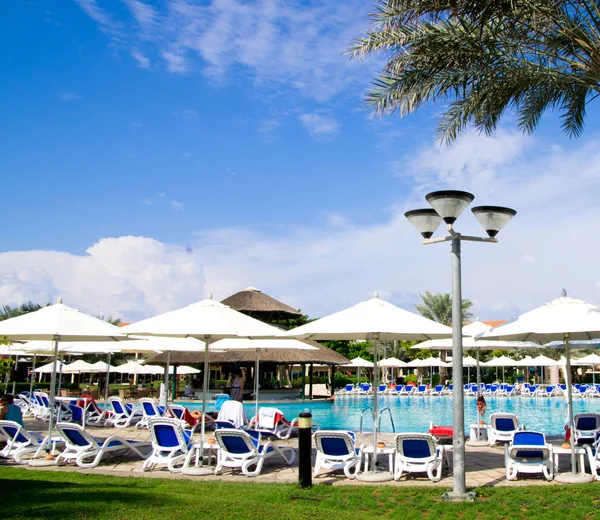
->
[145,340,349,366]
[221,287,301,321]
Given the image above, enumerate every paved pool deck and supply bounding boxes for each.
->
[1,416,587,488]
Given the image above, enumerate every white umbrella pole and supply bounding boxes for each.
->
[476,349,481,440]
[164,351,171,408]
[29,354,37,397]
[502,366,505,384]
[254,349,260,422]
[104,352,111,404]
[200,337,210,468]
[57,353,65,398]
[46,338,59,453]
[565,334,577,475]
[371,337,379,473]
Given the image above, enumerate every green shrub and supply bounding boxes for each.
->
[405,374,418,384]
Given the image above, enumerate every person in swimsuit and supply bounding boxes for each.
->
[229,369,244,402]
[0,394,23,426]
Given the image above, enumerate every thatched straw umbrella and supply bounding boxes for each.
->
[221,286,301,322]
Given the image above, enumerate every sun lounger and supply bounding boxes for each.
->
[394,433,446,482]
[56,422,151,468]
[573,413,600,445]
[504,431,553,481]
[0,420,64,463]
[214,428,295,477]
[106,397,143,428]
[313,430,363,479]
[137,398,166,429]
[489,413,523,447]
[143,418,195,472]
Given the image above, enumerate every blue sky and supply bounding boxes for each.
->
[3,0,600,322]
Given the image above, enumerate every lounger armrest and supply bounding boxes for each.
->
[102,434,126,448]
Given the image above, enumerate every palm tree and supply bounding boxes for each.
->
[415,291,473,380]
[348,0,600,142]
[0,301,44,321]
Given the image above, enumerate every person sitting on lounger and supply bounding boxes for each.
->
[0,394,23,426]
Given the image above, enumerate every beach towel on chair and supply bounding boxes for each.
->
[258,408,284,430]
[217,401,246,428]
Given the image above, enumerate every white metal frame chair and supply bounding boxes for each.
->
[313,430,363,479]
[504,431,553,481]
[573,413,600,445]
[137,398,166,429]
[394,433,445,482]
[0,420,64,463]
[106,397,143,428]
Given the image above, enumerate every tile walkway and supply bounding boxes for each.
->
[0,416,586,488]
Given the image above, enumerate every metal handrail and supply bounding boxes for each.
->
[378,406,396,433]
[359,407,373,434]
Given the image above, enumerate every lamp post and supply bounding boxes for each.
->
[405,191,516,500]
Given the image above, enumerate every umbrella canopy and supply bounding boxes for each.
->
[175,365,200,375]
[482,355,519,367]
[479,296,600,342]
[462,356,478,368]
[481,294,600,482]
[406,356,451,368]
[34,360,65,373]
[113,361,164,375]
[572,353,600,365]
[462,320,493,336]
[0,303,126,342]
[89,361,115,373]
[412,337,537,350]
[378,357,409,368]
[528,355,560,366]
[122,299,280,339]
[282,297,452,341]
[62,360,97,373]
[342,356,375,368]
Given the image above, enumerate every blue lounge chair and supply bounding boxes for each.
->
[430,385,445,396]
[414,385,428,396]
[0,420,64,463]
[107,397,143,428]
[489,413,522,447]
[56,422,151,468]
[394,433,446,482]
[143,418,194,472]
[504,431,553,481]
[137,398,166,429]
[214,428,295,477]
[313,430,363,479]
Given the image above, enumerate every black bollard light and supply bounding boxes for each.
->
[298,412,312,489]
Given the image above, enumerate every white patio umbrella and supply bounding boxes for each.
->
[341,356,374,387]
[282,296,452,481]
[121,298,280,476]
[208,338,318,421]
[480,293,600,483]
[175,365,201,375]
[571,353,600,385]
[113,361,164,375]
[378,357,409,383]
[62,360,97,374]
[34,360,66,373]
[482,355,519,383]
[0,301,128,459]
[406,356,450,387]
[89,361,115,373]
[462,356,478,368]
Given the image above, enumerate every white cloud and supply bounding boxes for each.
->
[73,0,120,35]
[162,51,187,73]
[171,200,184,210]
[59,92,84,101]
[74,0,377,101]
[181,109,198,119]
[299,113,339,139]
[0,237,204,321]
[5,131,600,323]
[130,49,150,68]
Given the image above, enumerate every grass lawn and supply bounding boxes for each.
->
[1,467,600,520]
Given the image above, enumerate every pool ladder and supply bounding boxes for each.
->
[359,407,396,434]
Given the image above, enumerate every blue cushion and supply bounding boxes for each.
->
[321,437,350,456]
[496,418,516,432]
[577,417,598,431]
[402,439,431,458]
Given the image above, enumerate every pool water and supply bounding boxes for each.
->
[182,395,600,436]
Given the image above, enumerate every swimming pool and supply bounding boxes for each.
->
[182,395,600,436]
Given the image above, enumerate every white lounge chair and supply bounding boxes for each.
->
[0,420,64,463]
[313,430,363,479]
[55,422,151,468]
[504,431,553,481]
[106,397,143,428]
[143,418,194,472]
[430,385,445,396]
[137,398,166,429]
[573,413,600,445]
[585,438,600,480]
[489,413,523,447]
[394,433,445,482]
[214,428,295,477]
